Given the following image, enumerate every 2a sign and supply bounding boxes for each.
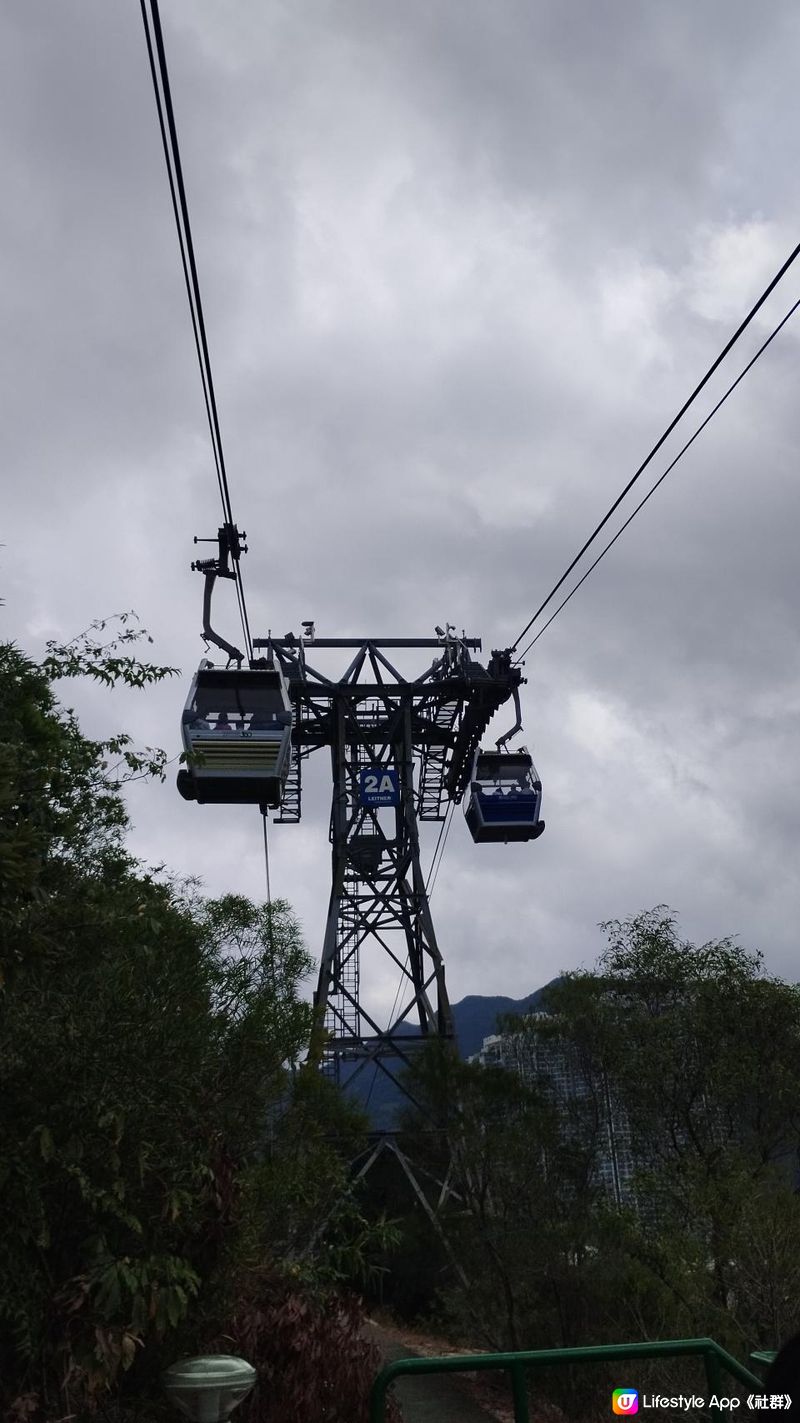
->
[359,767,400,807]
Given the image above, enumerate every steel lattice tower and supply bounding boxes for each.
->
[255,629,523,1110]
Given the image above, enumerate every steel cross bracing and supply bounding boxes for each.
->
[253,633,523,1106]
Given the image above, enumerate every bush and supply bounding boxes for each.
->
[201,1268,402,1423]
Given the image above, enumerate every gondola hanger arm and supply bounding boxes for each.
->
[495,683,523,750]
[191,524,247,666]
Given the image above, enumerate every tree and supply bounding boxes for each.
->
[0,620,394,1422]
[395,1041,601,1355]
[0,614,176,991]
[534,907,800,1349]
[385,907,800,1415]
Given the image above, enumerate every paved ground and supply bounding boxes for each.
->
[368,1322,502,1423]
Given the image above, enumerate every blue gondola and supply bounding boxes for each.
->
[464,747,545,844]
[176,659,293,810]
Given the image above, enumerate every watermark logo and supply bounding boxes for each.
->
[612,1389,639,1415]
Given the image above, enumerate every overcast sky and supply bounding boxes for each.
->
[3,1,800,1021]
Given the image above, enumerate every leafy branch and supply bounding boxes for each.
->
[42,612,179,689]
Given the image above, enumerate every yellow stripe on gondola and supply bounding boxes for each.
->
[192,750,282,769]
[193,745,281,755]
[196,762,279,771]
[192,738,284,746]
[193,742,281,754]
[195,757,281,767]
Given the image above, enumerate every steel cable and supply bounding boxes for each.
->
[140,0,253,659]
[510,240,800,657]
[516,294,800,661]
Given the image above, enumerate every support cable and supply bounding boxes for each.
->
[516,293,800,661]
[510,240,800,658]
[140,0,253,659]
[262,812,272,907]
[425,805,453,895]
[427,802,455,902]
[262,812,279,998]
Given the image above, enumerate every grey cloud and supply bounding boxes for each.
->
[3,0,800,1000]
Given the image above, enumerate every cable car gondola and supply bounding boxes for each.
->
[177,659,293,811]
[464,747,545,844]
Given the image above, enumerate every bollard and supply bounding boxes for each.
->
[163,1355,256,1423]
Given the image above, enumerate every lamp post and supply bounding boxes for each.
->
[163,1355,256,1423]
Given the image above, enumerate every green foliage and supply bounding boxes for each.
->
[40,611,177,692]
[379,908,800,1417]
[517,911,800,1356]
[0,619,391,1423]
[0,617,178,994]
[396,1043,602,1355]
[539,907,800,1339]
[1,862,317,1410]
[233,1070,390,1283]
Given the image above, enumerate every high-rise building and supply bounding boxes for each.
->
[469,1014,636,1209]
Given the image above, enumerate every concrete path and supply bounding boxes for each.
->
[368,1323,501,1423]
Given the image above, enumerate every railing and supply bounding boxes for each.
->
[750,1349,777,1371]
[369,1336,764,1422]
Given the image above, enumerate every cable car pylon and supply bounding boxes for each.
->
[178,617,543,1102]
[177,598,546,1274]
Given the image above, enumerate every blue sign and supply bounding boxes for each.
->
[359,766,400,807]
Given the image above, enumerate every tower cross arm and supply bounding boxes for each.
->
[254,637,482,650]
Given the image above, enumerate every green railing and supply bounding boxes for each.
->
[369,1336,764,1422]
[750,1348,778,1371]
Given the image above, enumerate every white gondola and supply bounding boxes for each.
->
[464,747,544,844]
[177,659,293,810]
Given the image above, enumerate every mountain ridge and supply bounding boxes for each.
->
[342,977,563,1128]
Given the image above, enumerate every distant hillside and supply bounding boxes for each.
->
[341,978,563,1129]
[452,980,561,1059]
